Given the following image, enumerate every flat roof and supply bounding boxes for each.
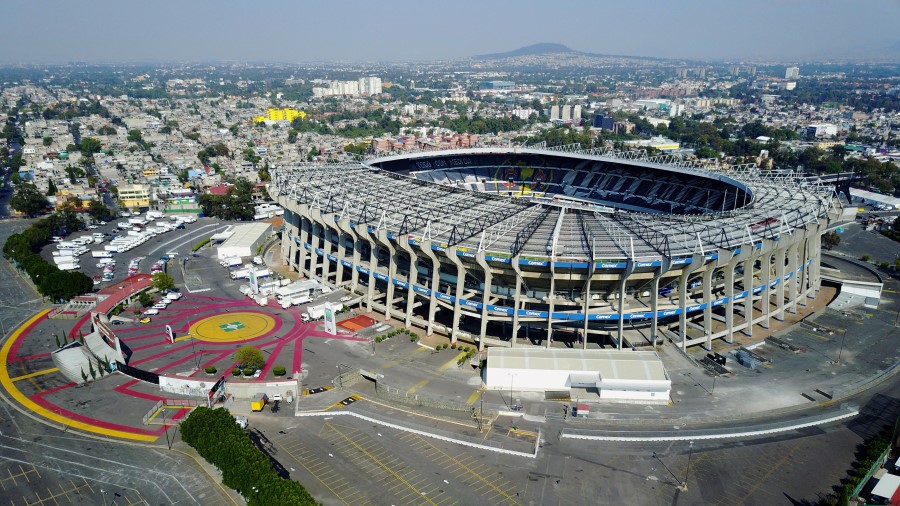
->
[218,222,272,250]
[486,348,668,383]
[872,473,900,499]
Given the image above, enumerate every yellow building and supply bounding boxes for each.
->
[118,184,151,210]
[253,108,305,123]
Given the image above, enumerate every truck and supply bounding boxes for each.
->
[280,294,312,309]
[53,255,75,264]
[230,267,251,280]
[250,393,268,412]
[305,303,329,321]
[220,257,242,268]
[91,250,113,258]
[56,261,80,271]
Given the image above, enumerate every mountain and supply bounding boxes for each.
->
[475,43,580,60]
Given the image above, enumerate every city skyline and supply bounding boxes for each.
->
[4,0,900,64]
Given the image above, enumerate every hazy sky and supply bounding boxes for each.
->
[5,0,899,64]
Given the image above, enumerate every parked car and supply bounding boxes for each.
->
[139,317,152,324]
[143,308,159,316]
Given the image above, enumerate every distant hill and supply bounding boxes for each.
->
[475,43,580,60]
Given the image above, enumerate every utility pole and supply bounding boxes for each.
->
[683,441,694,491]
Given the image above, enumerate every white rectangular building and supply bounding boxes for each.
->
[216,222,273,260]
[485,348,671,402]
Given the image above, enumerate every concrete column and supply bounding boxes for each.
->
[510,257,524,348]
[615,261,635,350]
[677,254,703,351]
[581,261,595,350]
[476,253,493,351]
[378,231,397,322]
[723,248,749,344]
[335,230,349,286]
[308,219,322,283]
[649,258,671,347]
[741,249,756,337]
[398,238,419,330]
[760,250,773,328]
[421,242,442,337]
[774,247,786,321]
[701,266,714,350]
[365,233,377,313]
[546,262,556,348]
[445,247,466,345]
[786,242,799,313]
[298,217,311,277]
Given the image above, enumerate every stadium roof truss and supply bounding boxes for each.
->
[271,148,837,263]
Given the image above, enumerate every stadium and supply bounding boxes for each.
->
[270,146,840,352]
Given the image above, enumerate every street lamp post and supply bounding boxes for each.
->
[836,331,847,365]
[683,441,694,491]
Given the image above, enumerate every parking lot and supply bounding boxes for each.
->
[253,415,526,506]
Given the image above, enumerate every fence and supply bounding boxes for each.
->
[559,404,858,442]
[141,398,204,425]
[372,382,490,414]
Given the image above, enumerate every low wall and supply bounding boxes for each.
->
[158,374,298,400]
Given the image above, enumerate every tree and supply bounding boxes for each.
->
[87,199,114,222]
[47,179,58,196]
[127,129,143,143]
[10,182,49,216]
[77,137,102,154]
[42,136,52,147]
[821,231,841,250]
[138,291,154,307]
[234,346,265,370]
[152,271,175,292]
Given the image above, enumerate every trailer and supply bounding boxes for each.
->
[275,279,320,301]
[250,393,268,412]
[56,262,80,271]
[280,295,312,309]
[91,250,113,258]
[230,268,251,280]
[306,303,329,320]
[53,255,75,264]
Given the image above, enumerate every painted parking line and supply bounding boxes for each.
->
[437,352,466,373]
[398,432,521,505]
[465,389,482,406]
[10,367,58,382]
[380,346,425,371]
[270,432,371,506]
[303,386,332,396]
[406,379,430,395]
[319,422,456,506]
[0,310,157,442]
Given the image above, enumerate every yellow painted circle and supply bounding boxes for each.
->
[187,312,277,343]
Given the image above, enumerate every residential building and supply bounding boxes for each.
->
[118,183,151,210]
[785,66,800,79]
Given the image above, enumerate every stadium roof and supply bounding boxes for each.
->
[270,147,836,262]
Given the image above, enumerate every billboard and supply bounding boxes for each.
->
[323,302,336,335]
[165,325,175,344]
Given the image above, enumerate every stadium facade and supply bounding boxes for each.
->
[270,147,840,351]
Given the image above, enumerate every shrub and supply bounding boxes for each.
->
[450,344,457,350]
[410,335,417,342]
[234,346,265,370]
[231,367,241,376]
[860,254,870,262]
[192,237,211,252]
[205,366,217,374]
[243,367,255,376]
[273,366,286,376]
